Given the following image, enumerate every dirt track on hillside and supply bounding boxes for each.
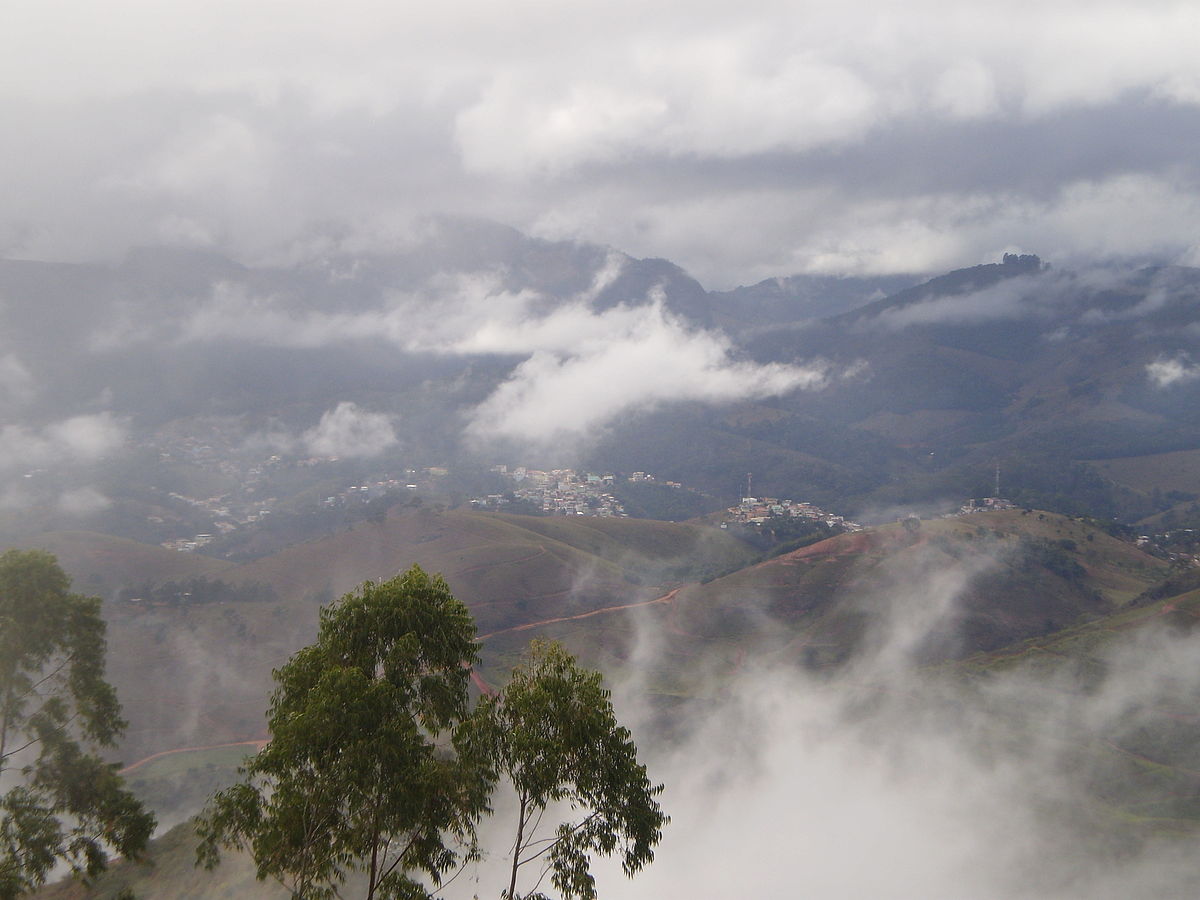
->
[477,587,681,640]
[118,740,268,776]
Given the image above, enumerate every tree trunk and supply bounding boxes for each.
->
[507,792,528,900]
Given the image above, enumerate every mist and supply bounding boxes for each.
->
[6,2,1200,894]
[450,544,1200,900]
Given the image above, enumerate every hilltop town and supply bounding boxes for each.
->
[722,495,862,531]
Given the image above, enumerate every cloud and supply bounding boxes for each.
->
[463,299,830,444]
[453,48,880,176]
[0,412,125,470]
[0,353,35,407]
[56,486,112,516]
[450,542,1200,900]
[300,402,399,459]
[172,267,835,448]
[241,403,399,459]
[1146,353,1200,388]
[870,272,1049,329]
[3,3,1200,283]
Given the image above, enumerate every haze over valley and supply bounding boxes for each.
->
[6,2,1200,897]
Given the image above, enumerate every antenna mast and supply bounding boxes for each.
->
[995,463,1001,497]
[746,472,753,499]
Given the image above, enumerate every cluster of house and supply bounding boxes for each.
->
[318,475,418,509]
[1136,529,1200,567]
[955,497,1017,515]
[158,491,276,552]
[470,466,673,518]
[722,496,861,531]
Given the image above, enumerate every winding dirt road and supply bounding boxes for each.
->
[477,587,681,640]
[118,740,268,776]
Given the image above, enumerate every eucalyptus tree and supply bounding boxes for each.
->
[0,549,154,898]
[463,640,667,900]
[197,565,489,900]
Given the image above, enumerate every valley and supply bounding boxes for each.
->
[8,236,1200,898]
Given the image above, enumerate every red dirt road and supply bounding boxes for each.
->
[477,588,681,640]
[118,740,268,776]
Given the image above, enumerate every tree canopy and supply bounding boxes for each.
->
[196,565,489,900]
[0,549,154,898]
[198,568,667,900]
[462,640,666,900]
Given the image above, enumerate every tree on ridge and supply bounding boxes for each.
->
[197,567,667,900]
[0,549,154,899]
[197,565,488,900]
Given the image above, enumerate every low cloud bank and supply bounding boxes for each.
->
[243,402,399,460]
[301,402,398,459]
[461,298,831,447]
[176,268,837,449]
[461,545,1200,900]
[0,412,125,471]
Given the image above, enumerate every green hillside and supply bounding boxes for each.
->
[15,530,234,597]
[32,820,288,900]
[88,507,753,765]
[1088,448,1200,496]
[504,510,1169,693]
[31,506,1200,899]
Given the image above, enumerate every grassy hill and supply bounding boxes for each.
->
[31,506,1200,899]
[39,508,1167,772]
[15,530,234,597]
[1088,447,1200,496]
[499,510,1170,694]
[81,507,755,765]
[32,820,288,900]
[35,509,1200,900]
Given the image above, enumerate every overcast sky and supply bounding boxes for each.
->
[4,0,1200,287]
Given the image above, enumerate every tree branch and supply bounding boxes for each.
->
[516,810,601,868]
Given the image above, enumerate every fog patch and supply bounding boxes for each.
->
[463,299,830,448]
[539,549,1200,900]
[870,272,1048,329]
[56,486,112,516]
[301,402,398,459]
[172,268,837,452]
[1146,353,1200,388]
[0,412,125,470]
[239,402,399,460]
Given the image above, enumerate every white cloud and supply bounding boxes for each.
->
[453,545,1200,900]
[932,60,1000,120]
[869,273,1048,329]
[1146,353,1200,388]
[3,2,1200,281]
[301,402,398,459]
[454,45,880,176]
[464,299,829,444]
[56,486,112,516]
[171,267,833,446]
[0,413,125,470]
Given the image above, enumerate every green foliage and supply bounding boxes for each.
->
[196,565,488,900]
[116,576,277,606]
[1017,537,1086,582]
[609,482,719,522]
[199,572,666,900]
[462,640,666,900]
[0,549,154,898]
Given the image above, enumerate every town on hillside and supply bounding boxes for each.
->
[470,466,640,517]
[722,495,862,532]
